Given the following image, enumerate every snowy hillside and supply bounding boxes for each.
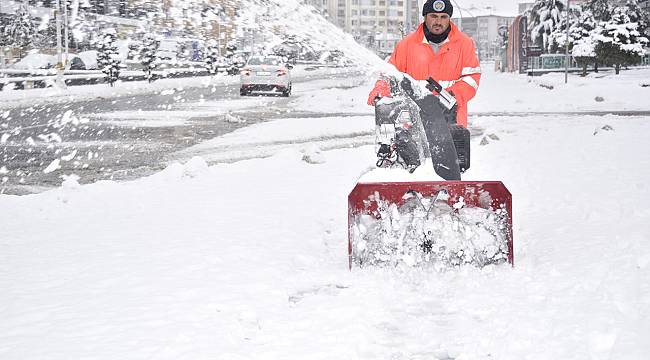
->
[2,63,649,358]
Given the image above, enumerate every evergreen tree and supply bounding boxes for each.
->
[548,5,583,53]
[622,0,649,37]
[528,0,565,52]
[0,15,11,49]
[204,39,222,75]
[224,41,241,75]
[139,34,159,83]
[3,4,36,58]
[224,42,237,59]
[272,35,300,63]
[584,0,613,22]
[570,9,599,76]
[593,5,649,74]
[96,28,122,86]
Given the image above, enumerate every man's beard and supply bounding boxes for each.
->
[424,22,451,44]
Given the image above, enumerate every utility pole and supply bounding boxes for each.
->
[405,0,412,34]
[63,0,69,68]
[54,0,66,88]
[565,0,570,84]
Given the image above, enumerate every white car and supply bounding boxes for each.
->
[239,55,292,97]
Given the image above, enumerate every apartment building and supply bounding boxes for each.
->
[307,0,423,47]
[458,13,515,60]
[308,0,518,59]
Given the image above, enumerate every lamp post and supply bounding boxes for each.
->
[55,0,66,88]
[564,0,570,84]
[63,0,69,68]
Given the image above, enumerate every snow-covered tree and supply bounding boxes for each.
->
[139,34,159,83]
[224,41,237,59]
[2,4,37,58]
[593,5,649,74]
[0,15,11,49]
[528,0,565,52]
[583,0,613,22]
[547,5,583,53]
[204,39,223,75]
[96,28,121,86]
[570,9,599,76]
[272,35,300,63]
[622,0,649,37]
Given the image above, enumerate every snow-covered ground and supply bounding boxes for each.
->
[1,62,649,359]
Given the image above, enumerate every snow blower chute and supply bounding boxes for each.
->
[348,75,513,269]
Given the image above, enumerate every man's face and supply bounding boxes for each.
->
[425,13,450,35]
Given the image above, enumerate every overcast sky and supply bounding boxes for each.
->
[443,0,527,17]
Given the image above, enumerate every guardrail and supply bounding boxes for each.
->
[0,60,343,90]
[526,54,650,74]
[0,66,223,90]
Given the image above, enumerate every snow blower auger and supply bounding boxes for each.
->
[348,75,513,269]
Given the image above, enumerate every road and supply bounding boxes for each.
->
[0,70,368,195]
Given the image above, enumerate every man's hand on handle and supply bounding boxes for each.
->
[367,79,392,105]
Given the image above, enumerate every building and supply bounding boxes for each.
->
[307,0,518,59]
[456,12,515,60]
[374,31,401,58]
[307,0,423,48]
[518,2,534,15]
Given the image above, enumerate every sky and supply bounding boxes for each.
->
[446,0,527,18]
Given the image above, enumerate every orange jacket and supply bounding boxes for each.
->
[389,22,481,127]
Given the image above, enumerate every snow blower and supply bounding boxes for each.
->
[348,75,513,269]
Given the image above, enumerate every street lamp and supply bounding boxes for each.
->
[55,0,66,88]
[63,0,69,67]
[565,0,570,83]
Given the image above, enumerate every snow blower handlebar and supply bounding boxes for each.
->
[425,77,457,111]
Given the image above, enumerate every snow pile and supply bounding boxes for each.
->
[236,0,383,68]
[11,53,58,70]
[352,190,509,269]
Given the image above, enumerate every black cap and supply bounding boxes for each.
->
[422,0,453,17]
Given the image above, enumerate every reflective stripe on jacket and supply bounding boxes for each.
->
[388,22,481,127]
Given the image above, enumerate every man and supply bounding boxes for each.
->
[368,0,481,128]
